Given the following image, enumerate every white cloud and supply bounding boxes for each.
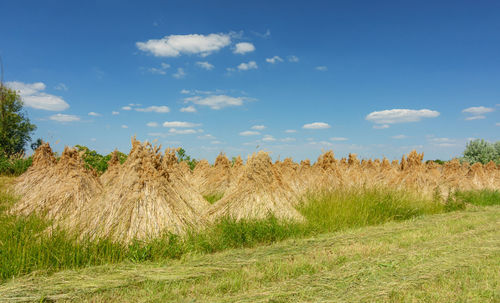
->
[309,141,333,147]
[147,122,159,127]
[465,115,486,121]
[262,135,276,142]
[252,29,271,38]
[180,89,190,94]
[54,83,68,91]
[135,105,170,113]
[462,106,494,115]
[211,140,222,145]
[184,95,245,110]
[122,106,132,111]
[49,113,80,122]
[285,129,297,133]
[136,33,231,57]
[163,121,201,128]
[392,135,407,139]
[90,138,96,142]
[173,68,186,79]
[315,66,328,71]
[373,124,390,129]
[251,125,266,130]
[180,105,197,113]
[365,109,440,125]
[239,130,260,136]
[330,137,348,141]
[198,134,215,140]
[169,128,197,135]
[88,112,101,117]
[6,81,70,111]
[147,67,167,75]
[237,61,258,71]
[233,42,255,54]
[265,56,283,64]
[288,55,299,63]
[303,122,331,130]
[112,111,120,115]
[495,122,500,126]
[196,61,214,70]
[280,137,296,142]
[121,125,128,129]
[430,137,455,143]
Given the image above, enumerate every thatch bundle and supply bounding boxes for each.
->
[206,151,303,222]
[74,139,209,242]
[100,150,122,187]
[13,146,102,221]
[202,152,232,196]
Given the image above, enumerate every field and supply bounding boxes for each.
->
[1,140,499,302]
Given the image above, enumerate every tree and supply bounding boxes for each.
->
[0,85,37,156]
[31,138,43,151]
[462,139,498,164]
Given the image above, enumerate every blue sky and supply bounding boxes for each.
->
[1,0,499,162]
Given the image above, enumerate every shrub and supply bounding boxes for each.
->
[463,139,499,164]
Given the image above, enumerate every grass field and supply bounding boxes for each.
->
[0,205,498,302]
[1,175,499,302]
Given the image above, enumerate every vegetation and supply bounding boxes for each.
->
[203,192,224,204]
[0,153,32,176]
[0,85,37,156]
[463,138,500,164]
[176,147,197,170]
[1,174,498,283]
[74,145,127,174]
[1,204,498,302]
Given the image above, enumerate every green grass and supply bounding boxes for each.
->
[203,192,224,204]
[1,206,498,302]
[1,176,499,287]
[0,155,32,176]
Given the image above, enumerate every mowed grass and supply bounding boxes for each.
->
[1,175,499,285]
[0,205,498,302]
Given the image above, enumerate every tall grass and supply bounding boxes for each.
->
[0,179,497,283]
[0,154,32,176]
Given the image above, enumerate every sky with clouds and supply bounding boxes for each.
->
[1,0,499,161]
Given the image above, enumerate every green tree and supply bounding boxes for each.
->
[463,139,498,164]
[30,138,43,151]
[0,85,37,156]
[176,148,197,170]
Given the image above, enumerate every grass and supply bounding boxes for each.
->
[203,192,224,204]
[0,175,499,288]
[0,205,498,302]
[0,155,32,176]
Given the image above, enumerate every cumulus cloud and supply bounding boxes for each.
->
[6,81,69,111]
[288,55,299,62]
[196,61,214,70]
[121,125,128,129]
[112,111,120,115]
[147,122,159,127]
[173,68,186,79]
[233,42,255,54]
[392,134,407,139]
[184,95,246,110]
[239,130,260,136]
[262,135,276,142]
[251,125,266,130]
[373,124,390,129]
[365,109,440,126]
[122,106,132,110]
[211,140,222,145]
[147,63,170,75]
[136,33,231,57]
[462,106,494,115]
[49,113,80,122]
[54,83,68,91]
[88,112,101,117]
[315,66,328,71]
[135,105,170,113]
[465,115,486,121]
[237,61,258,71]
[265,56,283,64]
[163,121,201,128]
[330,137,348,141]
[180,105,197,113]
[303,122,331,130]
[169,128,197,135]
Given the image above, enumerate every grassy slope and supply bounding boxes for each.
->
[0,206,498,302]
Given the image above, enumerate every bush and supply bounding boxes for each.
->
[75,145,127,174]
[463,139,500,164]
[0,151,32,176]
